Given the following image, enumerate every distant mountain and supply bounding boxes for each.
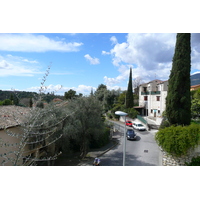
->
[191,73,200,86]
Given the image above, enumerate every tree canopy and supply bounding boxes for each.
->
[126,67,134,108]
[166,33,191,125]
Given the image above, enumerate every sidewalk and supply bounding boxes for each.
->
[78,132,121,166]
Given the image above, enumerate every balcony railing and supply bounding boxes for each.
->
[141,91,161,95]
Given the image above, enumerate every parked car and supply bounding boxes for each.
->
[133,122,146,131]
[125,120,132,127]
[126,129,137,140]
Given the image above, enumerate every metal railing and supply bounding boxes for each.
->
[141,91,161,95]
[137,115,147,124]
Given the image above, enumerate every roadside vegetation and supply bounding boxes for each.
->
[155,34,200,164]
[155,124,200,156]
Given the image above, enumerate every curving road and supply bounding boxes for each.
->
[100,121,162,166]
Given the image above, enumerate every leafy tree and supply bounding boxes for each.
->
[193,88,200,99]
[94,84,107,101]
[36,101,44,108]
[10,94,14,104]
[191,98,200,119]
[117,91,126,105]
[63,96,105,158]
[126,67,134,108]
[166,33,191,125]
[29,98,33,107]
[96,84,107,91]
[3,99,12,105]
[64,89,76,99]
[94,84,120,112]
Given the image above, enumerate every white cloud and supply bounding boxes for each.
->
[0,34,83,52]
[74,85,95,94]
[84,54,100,65]
[0,54,41,76]
[110,36,118,45]
[104,65,130,86]
[27,84,95,95]
[102,50,110,55]
[22,59,38,64]
[104,33,178,85]
[0,60,10,69]
[6,54,38,64]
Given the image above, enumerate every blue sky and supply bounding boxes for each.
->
[1,33,200,95]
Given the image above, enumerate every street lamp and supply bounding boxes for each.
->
[115,111,128,166]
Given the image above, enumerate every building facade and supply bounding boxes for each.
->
[137,79,168,121]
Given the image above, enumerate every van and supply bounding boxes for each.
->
[132,122,146,131]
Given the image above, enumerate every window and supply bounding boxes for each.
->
[143,87,147,92]
[144,96,148,101]
[158,110,160,114]
[156,96,160,101]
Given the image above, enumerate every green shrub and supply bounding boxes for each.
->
[159,117,170,129]
[1,99,12,106]
[186,156,200,166]
[106,112,113,119]
[111,104,138,120]
[126,107,139,119]
[155,124,200,156]
[90,127,110,149]
[36,101,44,108]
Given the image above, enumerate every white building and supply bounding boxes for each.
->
[136,79,168,124]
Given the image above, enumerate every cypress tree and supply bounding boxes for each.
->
[126,67,134,108]
[166,33,191,125]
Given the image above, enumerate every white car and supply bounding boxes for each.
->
[133,122,146,131]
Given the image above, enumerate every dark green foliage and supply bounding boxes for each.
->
[64,89,76,99]
[0,99,12,106]
[191,99,200,118]
[29,98,33,107]
[0,90,38,101]
[64,89,82,100]
[166,33,191,126]
[36,101,44,108]
[126,107,139,119]
[90,127,110,148]
[94,84,108,102]
[63,96,106,158]
[186,156,200,166]
[111,103,138,120]
[159,118,170,129]
[155,124,200,156]
[94,84,121,112]
[126,68,134,108]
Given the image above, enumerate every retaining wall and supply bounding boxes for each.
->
[161,146,200,166]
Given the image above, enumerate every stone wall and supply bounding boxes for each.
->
[161,146,200,166]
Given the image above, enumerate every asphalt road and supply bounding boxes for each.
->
[100,121,161,166]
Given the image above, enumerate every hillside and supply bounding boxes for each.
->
[0,90,38,101]
[0,90,64,102]
[191,73,200,86]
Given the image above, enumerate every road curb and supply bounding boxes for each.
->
[96,139,120,158]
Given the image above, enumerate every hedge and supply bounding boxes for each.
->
[155,124,200,156]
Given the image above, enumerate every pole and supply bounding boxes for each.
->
[123,116,126,166]
[114,111,127,166]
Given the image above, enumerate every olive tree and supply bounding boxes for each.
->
[63,96,105,158]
